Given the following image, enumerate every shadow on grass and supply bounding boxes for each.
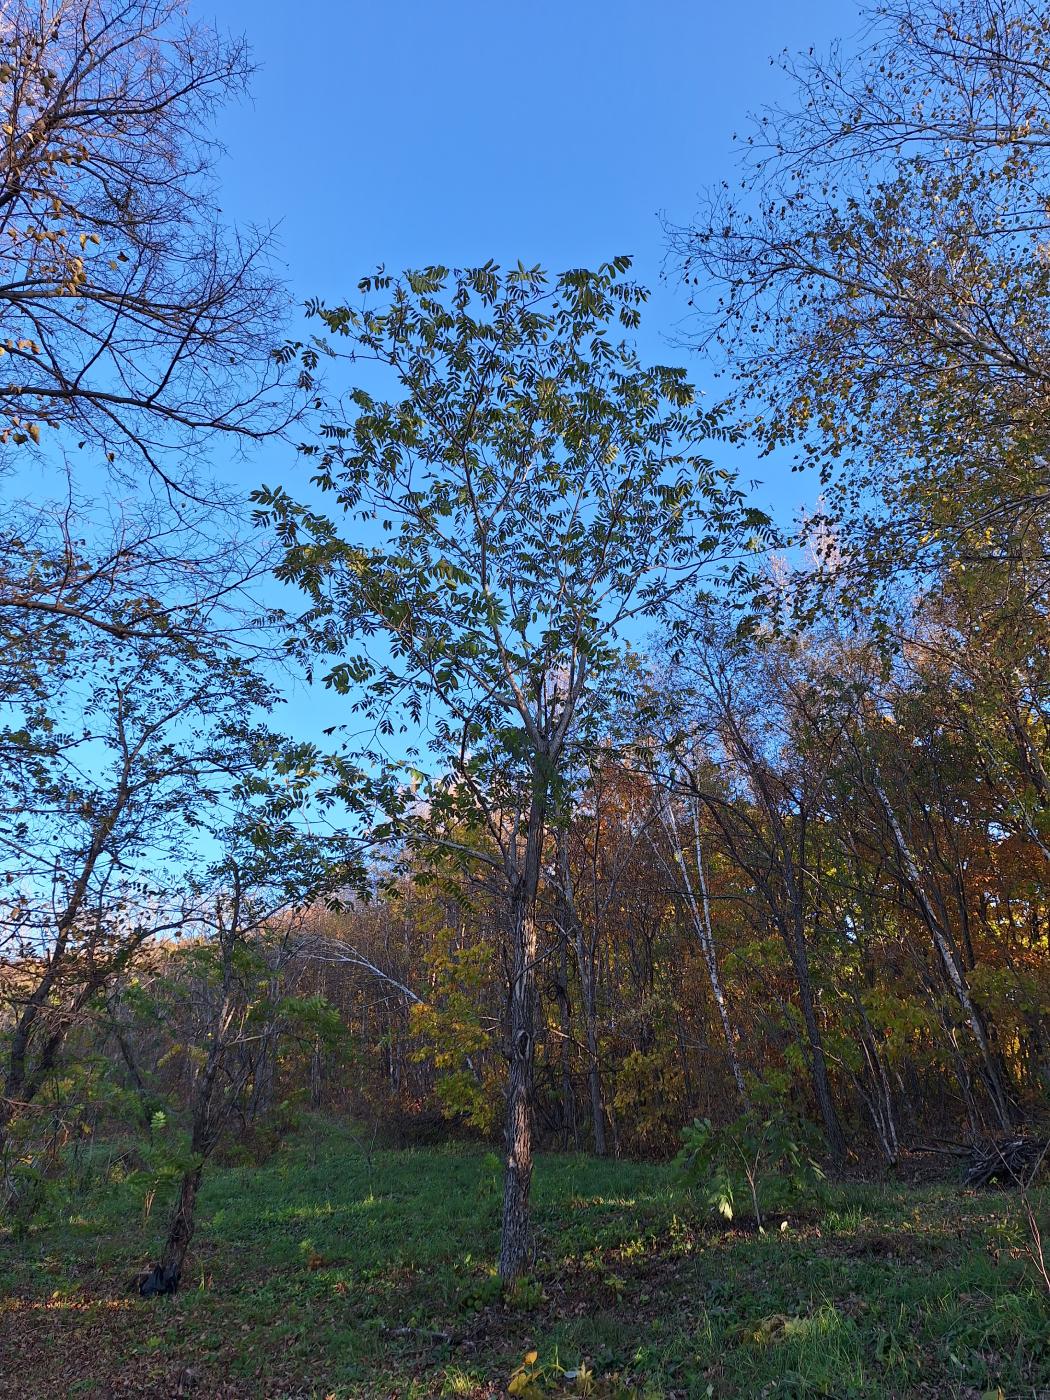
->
[1,1119,1047,1398]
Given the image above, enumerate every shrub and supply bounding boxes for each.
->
[675,1110,825,1229]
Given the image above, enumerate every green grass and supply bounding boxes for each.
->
[1,1120,1047,1397]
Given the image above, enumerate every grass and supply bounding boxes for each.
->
[1,1119,1047,1397]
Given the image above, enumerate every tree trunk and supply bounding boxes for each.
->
[871,772,1015,1130]
[156,1162,204,1292]
[310,1036,324,1109]
[680,801,749,1106]
[249,1027,277,1121]
[558,828,606,1158]
[499,893,539,1279]
[775,807,845,1159]
[694,845,748,1105]
[854,1000,899,1165]
[790,938,846,1160]
[556,922,577,1150]
[498,780,547,1281]
[576,935,607,1159]
[2,772,138,1167]
[140,1103,211,1297]
[785,808,847,1161]
[0,953,67,1170]
[143,1014,226,1296]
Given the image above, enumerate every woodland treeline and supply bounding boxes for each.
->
[104,569,1049,1166]
[0,0,1047,1294]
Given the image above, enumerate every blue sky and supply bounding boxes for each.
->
[204,0,857,736]
[213,0,851,469]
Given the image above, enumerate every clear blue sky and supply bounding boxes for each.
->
[206,0,858,737]
[215,1,852,296]
[214,0,852,436]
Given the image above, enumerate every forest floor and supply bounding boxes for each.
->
[0,1119,1047,1399]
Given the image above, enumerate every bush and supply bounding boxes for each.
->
[676,1110,825,1229]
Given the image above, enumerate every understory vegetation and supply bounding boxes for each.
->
[1,1120,1047,1398]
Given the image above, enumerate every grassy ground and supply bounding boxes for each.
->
[1,1120,1047,1398]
